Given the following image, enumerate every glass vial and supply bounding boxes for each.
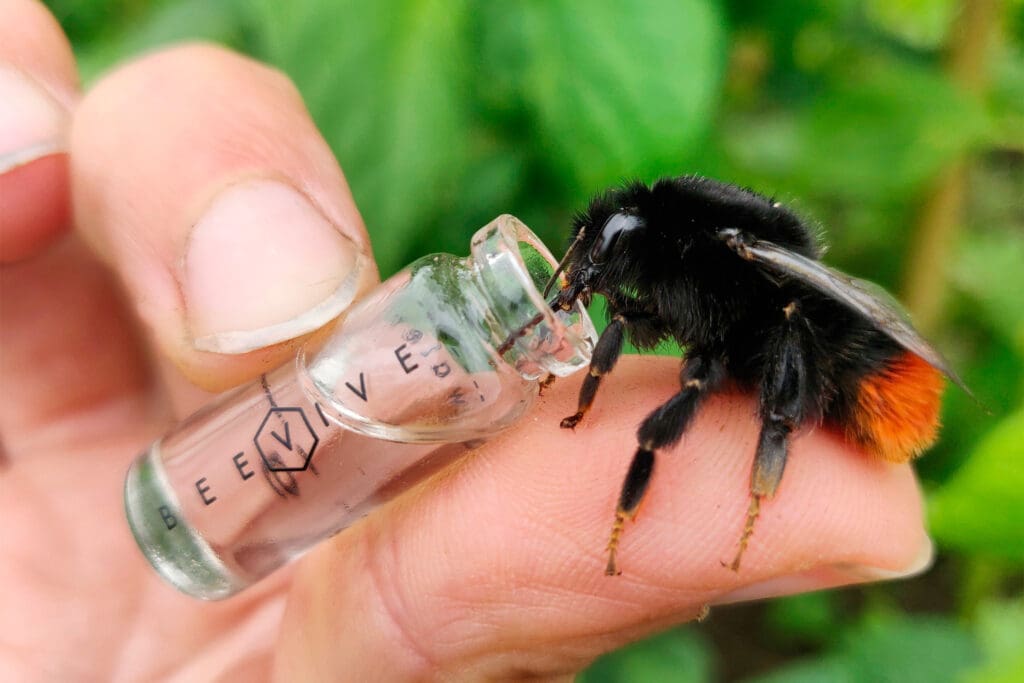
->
[124,215,596,600]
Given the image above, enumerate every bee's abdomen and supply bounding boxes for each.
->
[845,352,944,463]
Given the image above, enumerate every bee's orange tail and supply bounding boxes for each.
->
[848,352,944,463]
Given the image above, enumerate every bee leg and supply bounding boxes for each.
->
[560,315,627,429]
[606,354,725,575]
[729,418,791,571]
[729,302,809,571]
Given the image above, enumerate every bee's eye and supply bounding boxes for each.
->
[589,212,643,264]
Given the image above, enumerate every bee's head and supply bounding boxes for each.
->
[547,204,647,307]
[579,209,645,272]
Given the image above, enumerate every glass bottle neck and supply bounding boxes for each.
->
[464,215,595,381]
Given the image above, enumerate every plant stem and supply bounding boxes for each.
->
[901,0,1002,331]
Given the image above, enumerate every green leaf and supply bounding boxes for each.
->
[403,142,531,266]
[746,612,980,683]
[73,0,251,83]
[48,0,176,50]
[744,655,853,683]
[484,0,726,194]
[863,0,957,49]
[580,627,713,683]
[929,407,1024,562]
[841,613,979,682]
[727,60,988,200]
[801,64,985,197]
[988,34,1024,150]
[952,229,1024,354]
[962,600,1024,683]
[253,0,471,276]
[764,592,840,647]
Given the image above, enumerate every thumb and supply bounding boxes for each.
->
[71,44,377,397]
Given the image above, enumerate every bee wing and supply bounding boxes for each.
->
[740,238,969,393]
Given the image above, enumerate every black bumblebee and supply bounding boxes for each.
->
[543,176,962,575]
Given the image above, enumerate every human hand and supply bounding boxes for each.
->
[0,2,931,679]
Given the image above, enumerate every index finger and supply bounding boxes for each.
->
[0,0,78,262]
[278,355,930,680]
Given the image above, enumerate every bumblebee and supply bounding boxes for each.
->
[545,176,963,575]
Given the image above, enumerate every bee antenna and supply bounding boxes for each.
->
[543,229,585,298]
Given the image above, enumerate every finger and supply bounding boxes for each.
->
[0,237,154,456]
[0,0,78,262]
[277,356,929,680]
[72,44,376,393]
[0,3,150,456]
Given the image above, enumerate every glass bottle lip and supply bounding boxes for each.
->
[470,214,597,379]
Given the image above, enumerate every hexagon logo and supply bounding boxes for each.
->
[254,407,319,472]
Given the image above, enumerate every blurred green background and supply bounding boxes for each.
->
[47,0,1023,680]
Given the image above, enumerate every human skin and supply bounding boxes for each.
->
[0,1,931,680]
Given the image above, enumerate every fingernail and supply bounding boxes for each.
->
[835,535,935,582]
[0,65,67,174]
[184,179,366,354]
[711,536,935,605]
